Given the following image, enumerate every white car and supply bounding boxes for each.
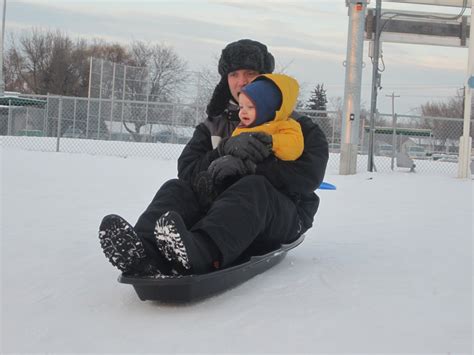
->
[407,146,426,159]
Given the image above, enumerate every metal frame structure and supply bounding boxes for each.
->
[342,0,472,177]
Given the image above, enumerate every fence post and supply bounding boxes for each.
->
[171,103,176,143]
[43,94,49,136]
[391,113,397,171]
[98,58,104,140]
[86,97,90,140]
[109,62,116,140]
[25,105,29,132]
[86,57,93,139]
[331,112,336,144]
[73,97,77,135]
[120,65,127,136]
[145,95,149,141]
[7,98,12,135]
[56,96,62,152]
[194,105,200,126]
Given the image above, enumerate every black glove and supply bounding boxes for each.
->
[192,171,219,210]
[218,132,273,163]
[208,155,256,184]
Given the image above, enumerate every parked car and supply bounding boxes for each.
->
[18,129,43,137]
[407,145,427,159]
[377,144,393,157]
[328,143,340,153]
[62,127,85,138]
[153,130,190,144]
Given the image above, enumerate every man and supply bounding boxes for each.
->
[99,39,328,276]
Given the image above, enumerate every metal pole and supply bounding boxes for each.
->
[340,0,368,175]
[391,114,398,170]
[331,113,336,145]
[0,0,6,96]
[367,0,382,172]
[25,105,29,133]
[120,65,126,136]
[457,2,473,178]
[56,96,62,152]
[86,57,92,139]
[148,102,153,140]
[7,98,11,134]
[145,95,149,125]
[43,94,48,135]
[108,62,116,140]
[387,92,400,170]
[73,97,77,135]
[97,59,104,139]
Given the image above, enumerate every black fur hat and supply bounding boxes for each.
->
[206,39,275,117]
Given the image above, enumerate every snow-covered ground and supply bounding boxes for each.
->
[1,146,472,354]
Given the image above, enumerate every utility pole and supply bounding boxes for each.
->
[457,1,473,178]
[340,0,368,175]
[0,0,6,96]
[367,0,382,172]
[386,92,400,170]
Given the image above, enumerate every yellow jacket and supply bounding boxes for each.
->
[232,74,303,161]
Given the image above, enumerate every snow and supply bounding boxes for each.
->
[1,145,472,354]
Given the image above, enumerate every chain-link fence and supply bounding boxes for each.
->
[364,112,473,175]
[1,94,472,177]
[1,94,205,160]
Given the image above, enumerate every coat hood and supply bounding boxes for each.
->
[253,73,299,123]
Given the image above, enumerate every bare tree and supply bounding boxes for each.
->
[3,34,25,92]
[11,29,77,95]
[420,92,465,147]
[3,29,189,141]
[4,29,133,96]
[193,67,219,105]
[88,39,132,64]
[128,40,187,102]
[121,41,188,138]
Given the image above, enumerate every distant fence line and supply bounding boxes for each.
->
[1,93,472,176]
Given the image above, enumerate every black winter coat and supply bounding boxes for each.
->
[178,110,329,231]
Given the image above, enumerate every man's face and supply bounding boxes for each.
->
[227,69,260,102]
[238,93,256,127]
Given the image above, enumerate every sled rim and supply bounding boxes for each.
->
[118,234,305,285]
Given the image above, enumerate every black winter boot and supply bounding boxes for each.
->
[154,211,219,274]
[99,214,162,275]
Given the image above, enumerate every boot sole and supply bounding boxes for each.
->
[154,212,191,270]
[99,214,146,272]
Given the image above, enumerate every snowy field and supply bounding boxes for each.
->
[1,145,472,354]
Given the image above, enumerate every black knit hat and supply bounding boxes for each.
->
[206,39,275,117]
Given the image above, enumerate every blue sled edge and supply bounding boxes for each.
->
[318,181,336,190]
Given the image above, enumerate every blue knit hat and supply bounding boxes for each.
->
[240,78,282,126]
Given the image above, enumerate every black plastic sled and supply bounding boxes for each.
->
[118,234,305,303]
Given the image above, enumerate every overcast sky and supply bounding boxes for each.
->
[5,0,470,114]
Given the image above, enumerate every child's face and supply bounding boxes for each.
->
[238,93,256,127]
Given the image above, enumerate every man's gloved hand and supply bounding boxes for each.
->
[192,171,219,209]
[218,132,273,163]
[208,155,256,184]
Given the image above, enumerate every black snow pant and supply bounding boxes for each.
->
[134,175,302,268]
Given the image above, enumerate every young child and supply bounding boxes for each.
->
[194,73,304,208]
[233,73,303,160]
